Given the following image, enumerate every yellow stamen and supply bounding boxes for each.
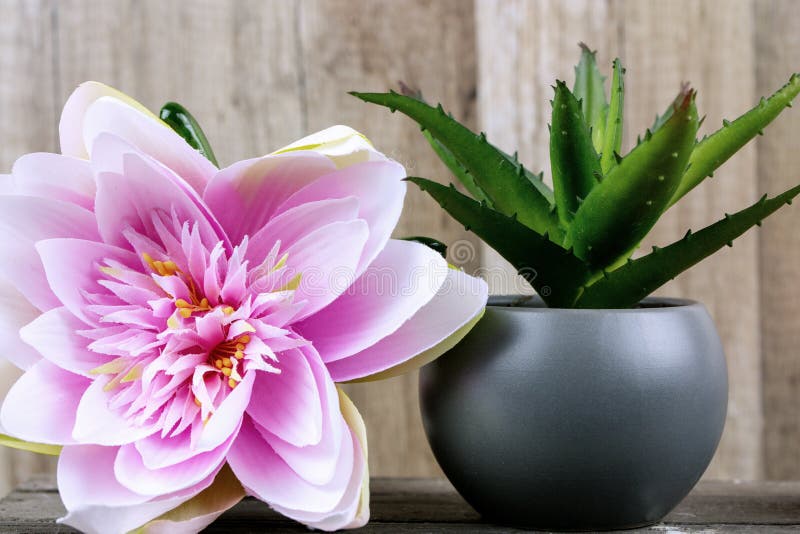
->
[272,253,289,272]
[228,379,237,389]
[223,306,235,315]
[179,308,193,318]
[222,358,232,368]
[235,343,245,350]
[214,359,223,369]
[121,364,143,383]
[166,315,180,330]
[239,335,250,343]
[221,367,232,377]
[89,357,129,376]
[279,273,302,292]
[175,299,191,308]
[234,350,244,360]
[194,397,202,407]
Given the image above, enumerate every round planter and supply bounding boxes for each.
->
[419,296,728,530]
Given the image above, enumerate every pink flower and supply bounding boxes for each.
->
[0,82,488,533]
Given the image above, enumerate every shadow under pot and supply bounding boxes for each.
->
[419,295,728,531]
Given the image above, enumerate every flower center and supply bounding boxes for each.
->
[209,334,250,389]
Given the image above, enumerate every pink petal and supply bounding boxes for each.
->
[0,277,42,370]
[9,153,95,210]
[329,268,488,381]
[114,434,232,497]
[228,414,355,514]
[72,376,159,446]
[59,81,160,159]
[278,160,406,276]
[195,370,255,452]
[247,347,323,448]
[19,307,110,376]
[82,95,217,192]
[0,360,89,444]
[0,196,99,311]
[257,346,344,485]
[279,219,369,321]
[36,238,138,326]
[92,134,225,252]
[58,444,212,534]
[246,196,359,265]
[298,239,448,362]
[203,151,337,244]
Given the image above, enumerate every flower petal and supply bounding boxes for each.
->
[268,388,369,531]
[36,238,139,326]
[203,151,337,244]
[132,465,245,534]
[0,196,99,311]
[297,239,448,362]
[20,307,110,375]
[227,414,354,515]
[92,134,225,251]
[246,347,323,448]
[72,376,159,446]
[115,433,233,497]
[256,346,343,485]
[58,444,211,534]
[83,96,217,192]
[59,81,160,159]
[195,370,255,452]
[273,125,386,169]
[279,219,369,321]
[0,360,88,444]
[329,268,489,382]
[8,153,95,209]
[0,276,42,370]
[278,160,406,276]
[246,197,359,265]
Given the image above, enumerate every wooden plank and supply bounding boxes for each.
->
[297,0,479,478]
[622,0,762,480]
[755,0,800,480]
[3,477,800,532]
[0,0,60,498]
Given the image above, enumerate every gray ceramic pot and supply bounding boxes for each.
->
[419,296,727,530]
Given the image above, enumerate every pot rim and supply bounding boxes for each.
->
[488,294,701,313]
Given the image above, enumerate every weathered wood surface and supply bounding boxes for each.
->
[0,0,799,496]
[2,476,800,532]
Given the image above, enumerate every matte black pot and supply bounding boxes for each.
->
[419,296,728,530]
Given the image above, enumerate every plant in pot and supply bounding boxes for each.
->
[352,46,800,530]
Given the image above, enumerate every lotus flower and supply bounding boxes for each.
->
[0,82,488,533]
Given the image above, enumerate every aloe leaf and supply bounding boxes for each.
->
[550,81,601,225]
[351,91,561,238]
[159,102,219,167]
[421,130,492,206]
[575,183,800,308]
[567,87,699,267]
[670,73,800,205]
[400,235,448,258]
[600,59,625,174]
[573,43,609,153]
[495,147,556,205]
[407,177,591,307]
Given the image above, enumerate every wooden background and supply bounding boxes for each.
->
[0,0,798,497]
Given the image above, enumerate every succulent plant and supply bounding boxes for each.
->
[352,46,800,308]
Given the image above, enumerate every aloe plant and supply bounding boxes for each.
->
[352,45,800,308]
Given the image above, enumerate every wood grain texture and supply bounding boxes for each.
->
[622,0,762,480]
[755,0,800,480]
[0,0,59,499]
[3,476,800,532]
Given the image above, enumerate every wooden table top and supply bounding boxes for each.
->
[2,476,800,532]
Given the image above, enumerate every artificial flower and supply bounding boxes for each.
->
[0,82,488,533]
